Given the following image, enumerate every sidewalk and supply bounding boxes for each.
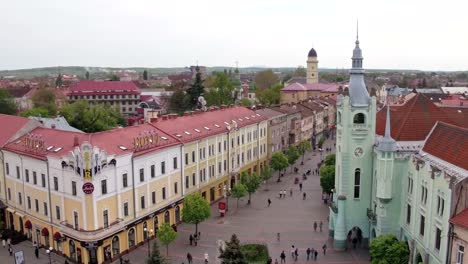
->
[0,240,67,264]
[119,139,369,264]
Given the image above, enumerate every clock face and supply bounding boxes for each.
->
[354,147,364,157]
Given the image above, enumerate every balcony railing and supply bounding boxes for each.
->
[367,208,377,223]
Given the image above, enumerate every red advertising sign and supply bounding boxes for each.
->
[82,182,94,194]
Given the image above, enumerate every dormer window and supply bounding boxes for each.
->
[353,113,365,124]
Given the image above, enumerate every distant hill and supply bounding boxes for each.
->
[0,66,461,79]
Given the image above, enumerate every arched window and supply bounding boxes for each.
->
[128,228,135,248]
[69,240,76,260]
[354,169,361,198]
[353,113,365,124]
[175,206,181,223]
[153,216,159,232]
[164,211,170,224]
[111,236,120,256]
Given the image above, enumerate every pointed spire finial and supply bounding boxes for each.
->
[355,19,359,45]
[384,98,392,139]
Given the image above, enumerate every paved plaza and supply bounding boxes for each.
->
[122,140,369,264]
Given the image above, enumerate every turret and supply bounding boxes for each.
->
[348,29,370,107]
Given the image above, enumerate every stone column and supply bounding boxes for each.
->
[333,195,347,250]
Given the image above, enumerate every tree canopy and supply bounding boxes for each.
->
[320,154,336,194]
[168,89,190,114]
[60,100,125,132]
[270,152,289,181]
[204,72,234,106]
[260,165,273,186]
[186,68,205,108]
[369,235,409,264]
[239,98,251,107]
[219,234,247,264]
[146,240,167,264]
[240,172,261,204]
[157,223,177,256]
[20,107,50,118]
[324,154,336,166]
[293,66,307,77]
[231,183,247,208]
[286,145,300,169]
[182,193,211,235]
[255,83,282,106]
[32,87,57,116]
[254,69,279,90]
[143,70,149,80]
[0,89,17,115]
[297,140,312,163]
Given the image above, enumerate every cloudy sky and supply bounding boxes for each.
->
[1,0,467,71]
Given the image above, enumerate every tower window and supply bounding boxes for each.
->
[353,113,365,124]
[354,169,361,199]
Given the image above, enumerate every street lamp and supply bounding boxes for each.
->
[46,246,53,264]
[144,228,153,257]
[223,185,231,212]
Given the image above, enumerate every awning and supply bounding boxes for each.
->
[24,220,32,229]
[41,227,49,236]
[53,232,62,241]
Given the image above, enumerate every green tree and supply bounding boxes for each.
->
[55,74,63,87]
[146,240,167,264]
[85,71,90,80]
[32,87,57,116]
[260,165,273,190]
[370,235,409,264]
[320,164,335,194]
[168,89,190,114]
[318,136,326,149]
[157,223,177,256]
[286,145,300,171]
[254,69,279,90]
[219,234,247,264]
[231,183,247,208]
[270,152,289,182]
[256,83,282,106]
[204,72,234,106]
[297,140,312,164]
[239,98,251,107]
[0,89,17,114]
[60,100,125,132]
[110,74,119,81]
[182,193,211,238]
[240,172,261,205]
[324,154,336,166]
[186,67,205,108]
[143,70,148,80]
[20,107,50,117]
[293,66,307,77]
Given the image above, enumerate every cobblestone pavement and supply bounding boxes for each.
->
[0,240,67,264]
[121,139,370,264]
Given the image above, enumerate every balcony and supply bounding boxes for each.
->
[59,218,124,241]
[367,208,377,223]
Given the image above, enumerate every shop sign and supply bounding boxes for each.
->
[82,182,94,194]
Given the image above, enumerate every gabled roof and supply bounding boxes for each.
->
[68,81,140,95]
[422,122,468,171]
[0,114,36,147]
[450,208,468,229]
[376,93,468,141]
[150,106,267,143]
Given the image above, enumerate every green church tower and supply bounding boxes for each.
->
[330,31,377,250]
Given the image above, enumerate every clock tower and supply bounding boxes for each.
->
[329,30,377,250]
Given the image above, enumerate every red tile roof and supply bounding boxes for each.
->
[0,114,35,146]
[255,108,285,119]
[376,93,468,141]
[68,81,140,95]
[422,122,468,170]
[450,208,468,229]
[150,106,267,143]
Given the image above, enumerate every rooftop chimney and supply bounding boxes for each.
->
[73,135,79,147]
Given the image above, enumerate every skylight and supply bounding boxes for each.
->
[161,136,168,140]
[214,124,220,128]
[15,140,21,144]
[46,146,54,151]
[194,129,201,133]
[184,131,191,135]
[238,118,243,121]
[53,147,63,153]
[224,122,229,125]
[256,114,261,116]
[119,145,128,150]
[251,115,256,118]
[175,134,182,138]
[245,117,250,120]
[204,126,210,130]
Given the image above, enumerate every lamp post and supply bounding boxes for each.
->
[144,228,153,257]
[223,186,231,212]
[46,246,53,264]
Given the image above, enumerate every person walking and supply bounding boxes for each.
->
[267,256,272,264]
[313,221,318,232]
[187,252,193,264]
[314,250,318,260]
[268,198,272,207]
[204,252,209,264]
[275,259,279,264]
[8,245,13,256]
[35,246,39,258]
[277,232,280,242]
[280,251,286,263]
[322,244,327,255]
[306,248,311,260]
[303,192,306,200]
[319,221,323,232]
[189,234,193,246]
[2,238,5,248]
[290,245,295,258]
[299,183,303,192]
[294,248,298,261]
[290,189,293,197]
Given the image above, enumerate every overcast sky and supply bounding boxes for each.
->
[1,0,467,71]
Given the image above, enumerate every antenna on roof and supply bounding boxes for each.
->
[356,19,359,41]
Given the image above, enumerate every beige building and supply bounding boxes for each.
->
[255,108,287,159]
[450,209,468,264]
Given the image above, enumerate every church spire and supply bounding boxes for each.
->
[384,102,392,139]
[377,99,396,151]
[348,24,370,107]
